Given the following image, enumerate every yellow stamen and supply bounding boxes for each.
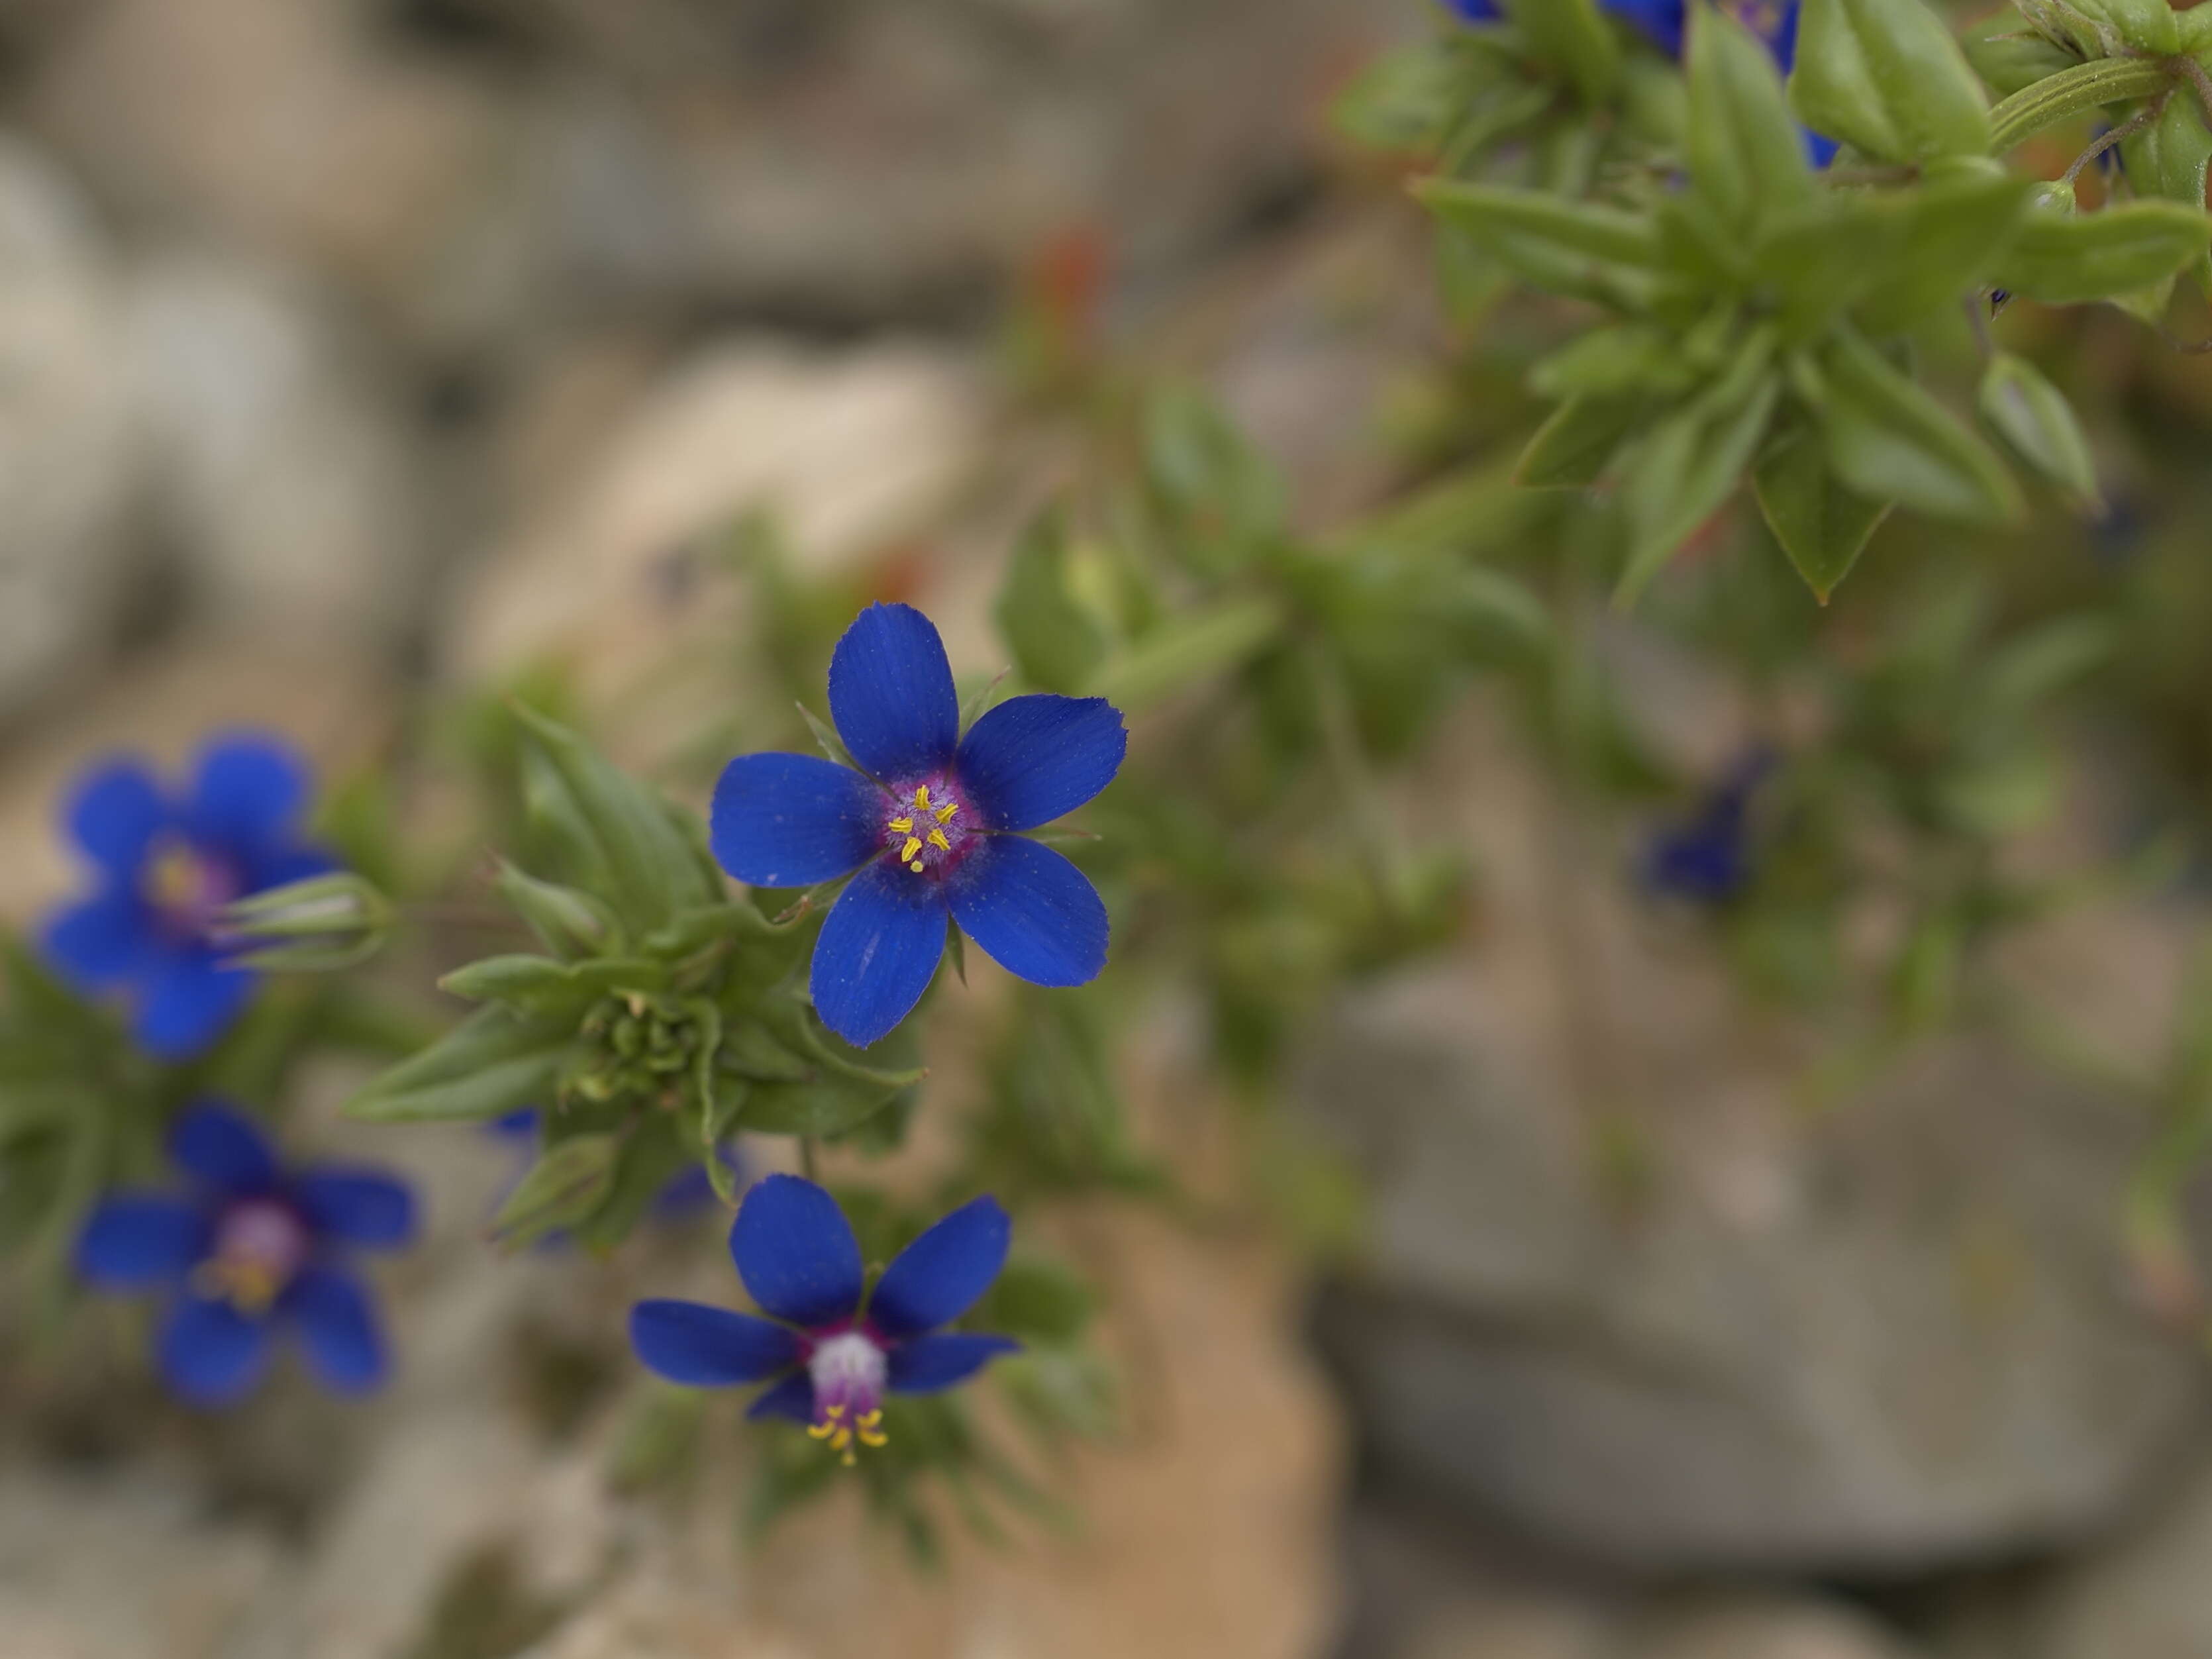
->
[913,785,932,813]
[900,836,923,863]
[807,1404,846,1440]
[935,801,958,824]
[927,829,950,852]
[887,815,914,833]
[856,1409,889,1448]
[191,1258,283,1316]
[909,860,925,874]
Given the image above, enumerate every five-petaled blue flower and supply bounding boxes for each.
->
[711,603,1127,1048]
[75,1101,417,1407]
[630,1174,1018,1464]
[42,733,334,1060]
[1641,748,1774,905]
[1442,0,1838,166]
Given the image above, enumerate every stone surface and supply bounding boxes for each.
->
[125,250,430,644]
[0,1466,283,1659]
[1640,1600,1916,1659]
[1303,705,2209,1576]
[0,136,140,724]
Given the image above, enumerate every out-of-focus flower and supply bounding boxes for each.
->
[1641,749,1776,905]
[710,603,1126,1048]
[42,734,333,1058]
[75,1102,417,1407]
[630,1174,1018,1465]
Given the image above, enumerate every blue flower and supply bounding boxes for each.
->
[75,1101,417,1407]
[41,733,334,1060]
[1641,749,1774,905]
[711,603,1127,1048]
[630,1174,1019,1464]
[1440,0,1502,19]
[488,1107,741,1229]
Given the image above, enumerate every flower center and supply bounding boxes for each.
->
[805,1330,889,1465]
[143,836,244,940]
[193,1197,311,1314]
[881,780,973,878]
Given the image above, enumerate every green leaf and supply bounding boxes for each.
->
[1994,194,2212,305]
[510,706,716,930]
[1849,168,2035,334]
[1499,0,1619,102]
[1528,324,1694,400]
[1515,394,1650,487]
[1413,179,1662,269]
[1687,1,1813,235]
[1753,423,1893,601]
[438,954,668,1021]
[1815,330,2023,524]
[491,1132,620,1246]
[1142,387,1285,576]
[1978,354,2101,508]
[345,1005,575,1122]
[2066,0,2178,53]
[1987,56,2171,154]
[1791,0,1991,163]
[495,861,624,960]
[976,1256,1095,1346]
[739,1001,927,1137]
[1965,15,2082,97]
[1082,596,1285,713]
[995,507,1108,695]
[2123,93,2212,296]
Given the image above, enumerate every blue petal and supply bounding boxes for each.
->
[158,1293,272,1407]
[827,603,958,783]
[489,1107,540,1139]
[242,843,339,893]
[185,733,312,849]
[168,1101,280,1195]
[710,752,883,888]
[1440,0,1501,20]
[887,1332,1021,1393]
[75,1194,209,1288]
[630,1299,803,1385]
[41,889,152,987]
[729,1174,864,1329]
[293,1169,418,1250]
[64,759,171,878]
[954,695,1127,832]
[868,1195,1012,1341]
[284,1266,387,1395]
[746,1370,818,1423]
[134,951,256,1060]
[1606,0,1685,56]
[946,836,1108,989]
[809,858,948,1048]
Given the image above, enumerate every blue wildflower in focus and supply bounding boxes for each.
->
[711,603,1127,1048]
[75,1101,417,1407]
[1642,750,1776,905]
[42,733,334,1060]
[630,1174,1018,1464]
[488,1107,740,1229]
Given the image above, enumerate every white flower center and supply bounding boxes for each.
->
[806,1331,889,1464]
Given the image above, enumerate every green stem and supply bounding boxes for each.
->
[1989,56,2174,154]
[799,1136,819,1181]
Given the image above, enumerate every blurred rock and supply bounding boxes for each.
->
[1303,708,2207,1576]
[0,1465,282,1659]
[2001,1452,2212,1659]
[0,136,140,723]
[125,250,430,644]
[1399,1591,1620,1659]
[1640,1599,1917,1659]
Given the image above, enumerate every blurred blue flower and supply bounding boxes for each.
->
[711,603,1126,1048]
[630,1174,1018,1464]
[1642,749,1775,905]
[488,1107,741,1231]
[1442,0,1838,165]
[41,734,333,1060]
[75,1102,417,1407]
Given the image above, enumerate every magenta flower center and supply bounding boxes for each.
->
[195,1197,311,1313]
[879,777,976,879]
[806,1329,889,1464]
[142,835,244,940]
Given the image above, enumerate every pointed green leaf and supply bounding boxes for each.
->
[1499,0,1619,102]
[995,507,1109,695]
[491,1132,620,1246]
[1817,330,2023,523]
[1515,394,1650,488]
[1688,2,1813,234]
[1753,423,1893,601]
[345,1005,576,1122]
[1791,0,1991,163]
[495,861,623,960]
[1995,197,2212,305]
[1978,354,2101,508]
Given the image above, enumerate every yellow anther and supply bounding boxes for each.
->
[193,1258,282,1316]
[913,785,932,812]
[900,836,923,863]
[886,815,914,833]
[909,860,925,874]
[927,829,950,853]
[807,1405,845,1440]
[856,1409,889,1449]
[934,801,959,824]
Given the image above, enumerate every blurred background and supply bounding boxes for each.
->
[3,2,2212,1658]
